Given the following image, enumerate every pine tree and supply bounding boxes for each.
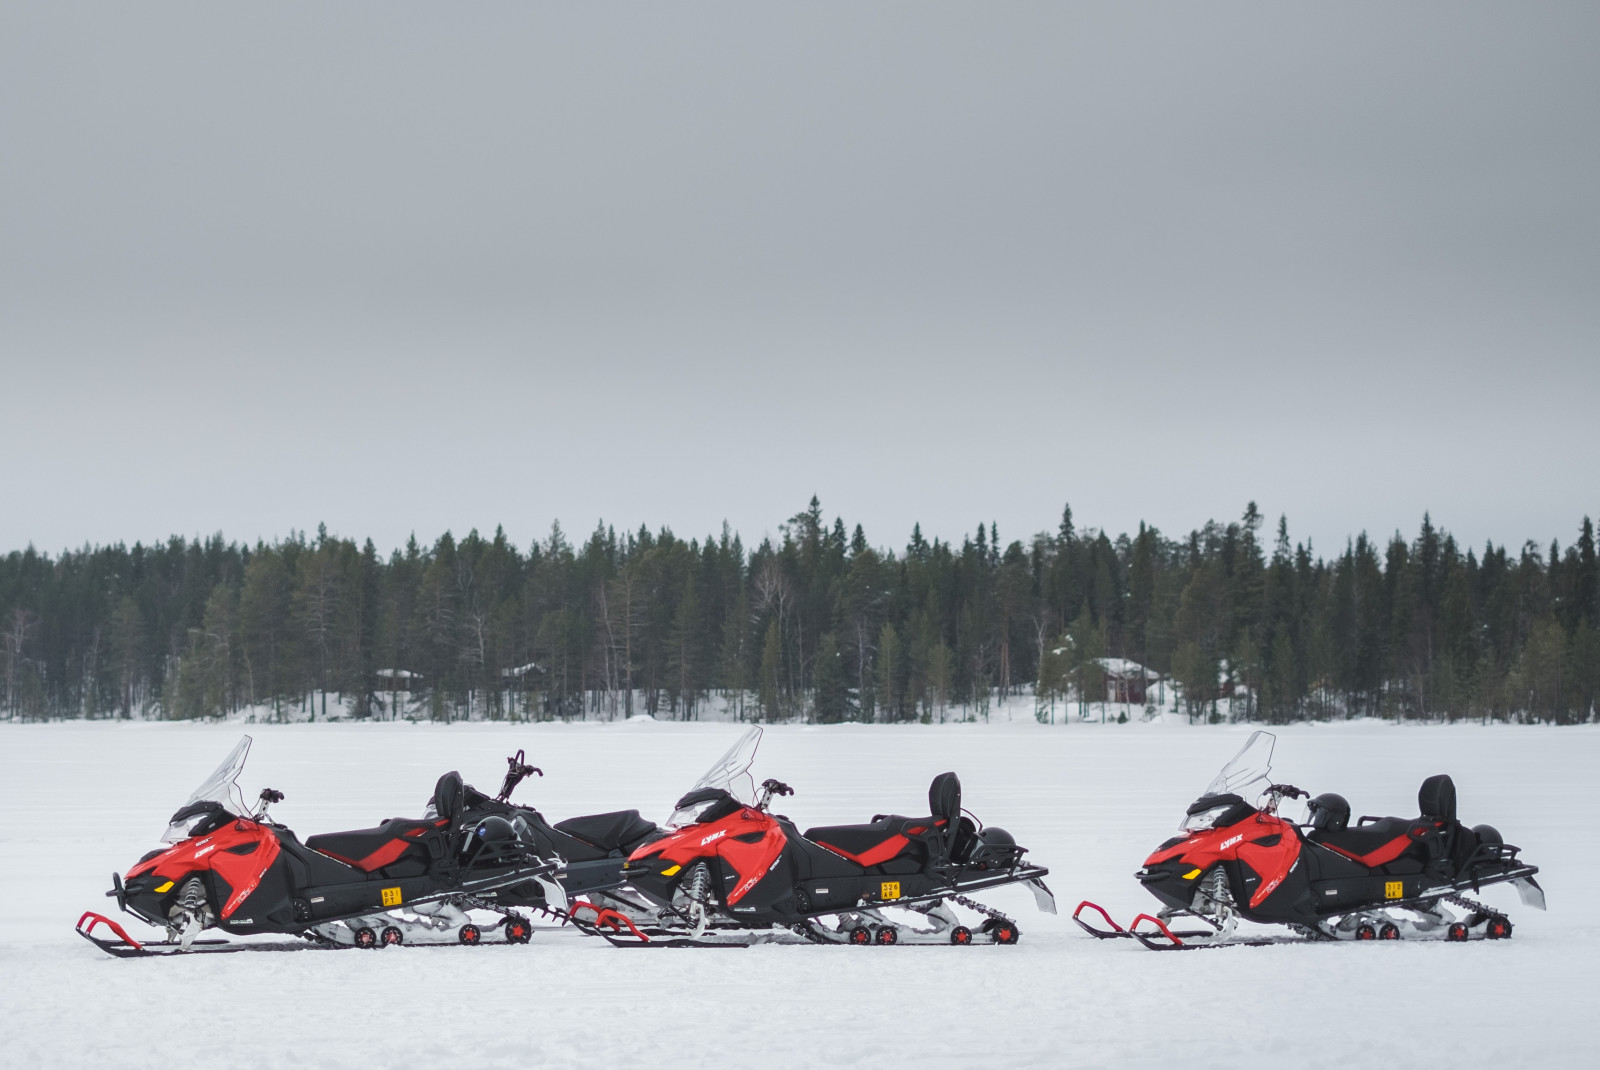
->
[758,618,781,722]
[876,621,900,722]
[812,631,850,723]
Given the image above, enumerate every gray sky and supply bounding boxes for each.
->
[3,2,1596,559]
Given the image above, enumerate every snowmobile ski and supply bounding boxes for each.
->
[76,912,334,957]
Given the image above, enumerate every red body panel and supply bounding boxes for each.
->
[629,808,788,904]
[1145,813,1303,909]
[127,821,281,919]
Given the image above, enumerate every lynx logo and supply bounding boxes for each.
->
[1219,834,1244,850]
[700,829,727,847]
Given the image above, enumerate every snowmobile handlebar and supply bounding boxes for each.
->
[496,749,544,802]
[757,779,794,808]
[1258,784,1307,815]
[253,787,285,819]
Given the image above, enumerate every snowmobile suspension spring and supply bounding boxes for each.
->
[950,894,1015,927]
[1440,892,1507,924]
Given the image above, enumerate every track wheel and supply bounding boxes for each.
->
[874,925,898,946]
[1355,923,1376,941]
[992,923,1020,945]
[847,926,872,945]
[502,916,531,944]
[1378,922,1400,941]
[950,926,973,946]
[458,924,482,946]
[1447,923,1470,942]
[1486,917,1512,940]
[380,926,403,947]
[353,926,377,949]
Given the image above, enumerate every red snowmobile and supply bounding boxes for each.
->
[590,728,1055,946]
[77,737,654,956]
[1074,731,1544,949]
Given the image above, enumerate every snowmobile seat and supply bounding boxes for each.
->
[553,810,658,853]
[306,818,443,872]
[1309,818,1415,861]
[805,774,963,869]
[804,818,918,865]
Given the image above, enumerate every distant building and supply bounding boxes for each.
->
[1093,657,1161,704]
[375,668,423,692]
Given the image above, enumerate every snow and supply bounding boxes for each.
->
[1,720,1595,1069]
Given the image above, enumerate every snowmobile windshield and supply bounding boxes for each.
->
[1203,731,1275,799]
[161,735,252,843]
[666,727,762,828]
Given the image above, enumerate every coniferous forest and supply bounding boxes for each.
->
[2,499,1597,725]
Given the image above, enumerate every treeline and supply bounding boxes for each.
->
[2,500,1597,725]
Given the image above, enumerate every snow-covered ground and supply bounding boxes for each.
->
[1,720,1594,1069]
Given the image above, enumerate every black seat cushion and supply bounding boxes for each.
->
[553,809,658,852]
[307,818,439,871]
[1418,774,1456,822]
[806,819,902,859]
[806,816,936,867]
[1310,817,1421,867]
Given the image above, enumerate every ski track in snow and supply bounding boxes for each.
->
[1,720,1595,1069]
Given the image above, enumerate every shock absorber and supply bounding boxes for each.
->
[684,863,714,938]
[168,877,213,949]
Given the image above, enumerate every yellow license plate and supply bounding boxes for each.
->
[381,886,403,907]
[880,881,901,900]
[1384,881,1403,900]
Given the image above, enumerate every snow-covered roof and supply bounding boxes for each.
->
[1093,657,1160,681]
[502,661,544,678]
[375,668,422,679]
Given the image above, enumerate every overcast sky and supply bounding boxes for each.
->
[2,2,1596,559]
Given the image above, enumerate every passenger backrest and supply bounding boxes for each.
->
[928,772,961,829]
[434,771,465,825]
[1418,774,1456,823]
